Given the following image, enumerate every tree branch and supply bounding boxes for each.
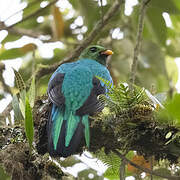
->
[0,24,69,43]
[0,25,80,43]
[3,26,43,39]
[129,0,151,86]
[113,150,180,180]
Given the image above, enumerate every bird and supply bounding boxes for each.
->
[47,45,113,157]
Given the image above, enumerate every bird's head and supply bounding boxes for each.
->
[79,45,113,66]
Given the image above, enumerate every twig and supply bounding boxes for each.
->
[6,26,43,38]
[0,63,11,123]
[129,0,151,86]
[3,7,25,23]
[0,103,12,120]
[100,0,104,23]
[0,21,46,39]
[150,156,153,180]
[0,63,11,94]
[113,150,180,180]
[120,159,126,180]
[4,0,58,30]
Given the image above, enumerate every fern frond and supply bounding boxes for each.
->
[95,148,121,177]
[94,78,153,125]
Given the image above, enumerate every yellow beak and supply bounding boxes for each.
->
[101,49,113,56]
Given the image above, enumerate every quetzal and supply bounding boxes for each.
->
[47,45,113,157]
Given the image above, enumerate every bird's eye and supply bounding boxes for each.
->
[89,47,97,53]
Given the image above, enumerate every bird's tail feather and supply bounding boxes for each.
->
[47,105,88,157]
[52,106,64,150]
[82,115,90,148]
[65,111,80,147]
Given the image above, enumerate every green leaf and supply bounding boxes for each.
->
[0,48,25,60]
[0,166,10,180]
[78,169,103,179]
[166,38,180,57]
[19,98,25,119]
[172,0,180,12]
[25,96,34,149]
[123,152,135,177]
[166,17,180,57]
[1,34,21,44]
[165,56,178,85]
[0,44,36,60]
[69,0,100,31]
[95,149,121,178]
[126,151,135,160]
[58,156,81,167]
[170,15,180,29]
[146,7,167,46]
[138,41,169,91]
[150,0,180,14]
[157,93,180,125]
[17,1,50,29]
[165,93,180,124]
[13,69,26,92]
[20,89,26,104]
[19,90,26,119]
[153,168,171,177]
[28,76,36,107]
[17,18,39,29]
[0,94,4,100]
[12,94,24,123]
[23,0,43,17]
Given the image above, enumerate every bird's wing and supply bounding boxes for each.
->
[47,73,65,106]
[76,76,106,116]
[61,65,93,111]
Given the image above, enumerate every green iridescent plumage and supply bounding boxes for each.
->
[47,45,113,157]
